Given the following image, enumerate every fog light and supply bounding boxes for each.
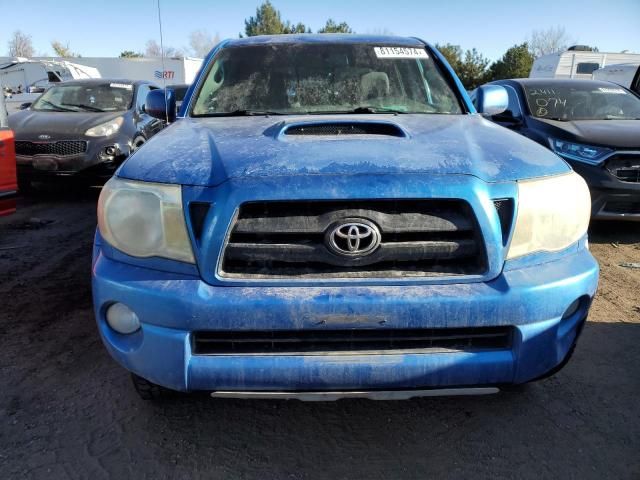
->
[562,299,581,320]
[105,146,116,156]
[106,303,140,334]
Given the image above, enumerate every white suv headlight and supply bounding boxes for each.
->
[97,177,195,263]
[86,117,124,137]
[507,172,591,260]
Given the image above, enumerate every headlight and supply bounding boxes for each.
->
[86,117,124,137]
[97,177,195,263]
[507,172,591,260]
[549,138,612,165]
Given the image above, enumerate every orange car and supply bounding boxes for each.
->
[0,95,17,216]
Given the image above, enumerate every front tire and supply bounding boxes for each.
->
[131,373,171,400]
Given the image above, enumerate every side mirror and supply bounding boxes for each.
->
[19,102,32,110]
[475,85,508,116]
[492,111,522,124]
[145,89,176,123]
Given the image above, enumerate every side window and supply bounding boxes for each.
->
[632,67,640,95]
[576,62,600,75]
[136,85,150,112]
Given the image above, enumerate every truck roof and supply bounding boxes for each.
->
[223,34,426,48]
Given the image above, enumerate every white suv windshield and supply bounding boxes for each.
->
[192,43,463,116]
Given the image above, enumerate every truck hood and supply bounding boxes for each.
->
[119,114,570,186]
[536,118,640,149]
[8,109,125,139]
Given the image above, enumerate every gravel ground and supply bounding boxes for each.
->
[0,190,638,480]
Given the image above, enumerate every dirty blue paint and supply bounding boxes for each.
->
[93,35,599,394]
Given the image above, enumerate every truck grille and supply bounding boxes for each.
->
[219,200,486,279]
[606,154,640,183]
[14,140,87,157]
[192,327,513,355]
[603,201,640,214]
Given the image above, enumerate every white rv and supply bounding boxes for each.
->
[32,57,204,85]
[529,46,640,80]
[0,58,100,93]
[0,58,101,114]
[592,63,640,94]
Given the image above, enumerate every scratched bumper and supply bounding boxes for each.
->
[92,246,598,392]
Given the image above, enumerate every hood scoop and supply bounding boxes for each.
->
[281,121,406,138]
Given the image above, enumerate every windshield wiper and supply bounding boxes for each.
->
[38,100,76,112]
[61,103,105,112]
[205,109,285,117]
[545,116,569,122]
[309,106,408,115]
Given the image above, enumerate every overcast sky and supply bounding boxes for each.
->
[1,0,639,60]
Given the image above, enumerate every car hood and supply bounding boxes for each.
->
[8,109,125,139]
[119,114,570,186]
[536,118,640,149]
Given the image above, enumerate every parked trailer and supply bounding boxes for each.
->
[530,48,640,80]
[0,58,100,93]
[26,57,204,85]
[593,63,640,95]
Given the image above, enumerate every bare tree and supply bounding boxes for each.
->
[51,40,80,57]
[189,30,220,58]
[8,30,34,57]
[528,26,572,58]
[145,39,184,58]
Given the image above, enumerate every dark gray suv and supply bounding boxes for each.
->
[9,79,164,190]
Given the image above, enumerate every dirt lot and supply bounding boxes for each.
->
[0,191,639,480]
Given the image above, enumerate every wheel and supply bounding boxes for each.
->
[131,135,146,153]
[131,373,171,400]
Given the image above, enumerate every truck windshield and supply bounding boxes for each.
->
[191,44,463,116]
[32,83,134,112]
[524,83,640,121]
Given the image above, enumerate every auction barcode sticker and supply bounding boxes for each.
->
[374,47,428,59]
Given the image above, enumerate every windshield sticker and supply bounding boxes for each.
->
[374,47,428,59]
[110,83,133,90]
[598,87,627,95]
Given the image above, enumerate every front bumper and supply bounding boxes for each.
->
[570,161,640,221]
[92,245,599,394]
[16,135,131,183]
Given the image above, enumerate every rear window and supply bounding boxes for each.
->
[576,62,600,75]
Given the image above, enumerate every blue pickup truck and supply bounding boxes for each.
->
[92,35,599,400]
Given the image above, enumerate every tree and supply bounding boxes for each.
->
[435,43,488,90]
[244,1,309,36]
[189,30,220,57]
[435,43,463,71]
[145,40,183,58]
[318,19,353,34]
[120,51,144,58]
[7,30,34,57]
[51,40,80,57]
[457,48,490,90]
[485,43,534,82]
[528,26,571,58]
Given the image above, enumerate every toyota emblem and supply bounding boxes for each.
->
[38,134,51,140]
[326,220,381,257]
